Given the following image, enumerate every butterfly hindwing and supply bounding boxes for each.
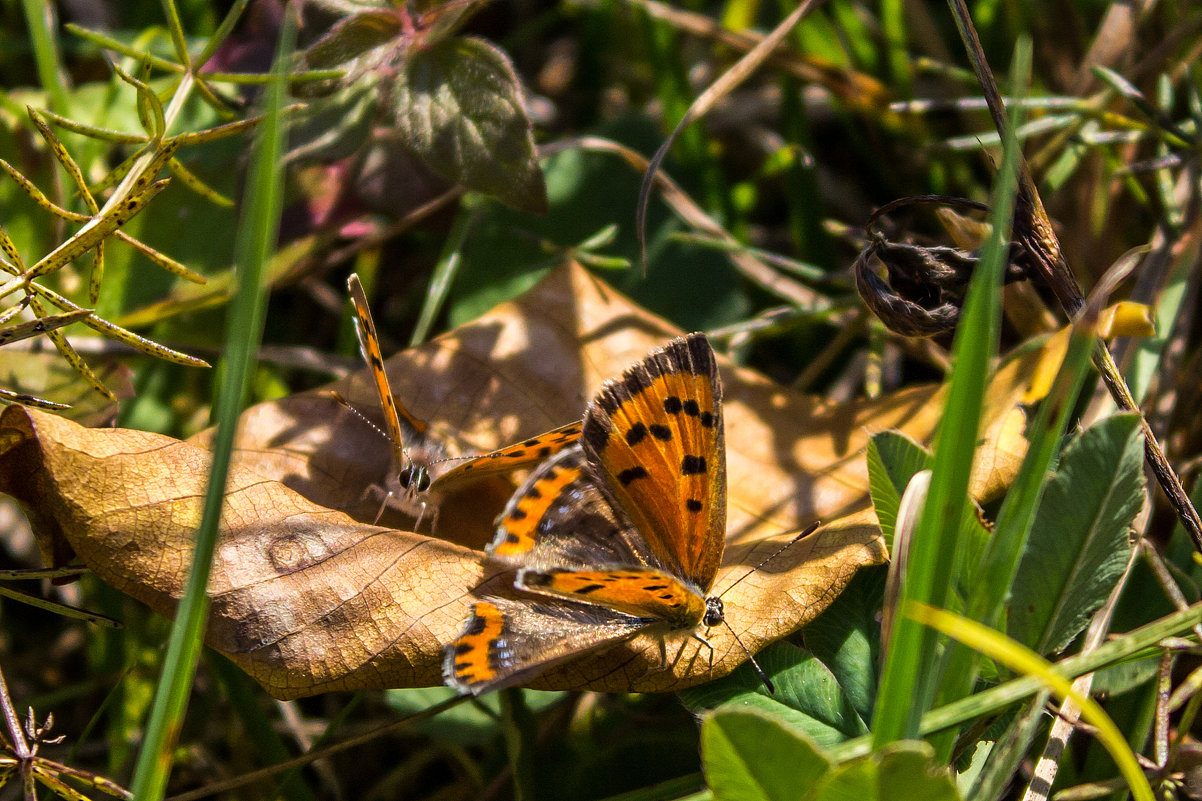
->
[488,446,662,571]
[444,596,648,694]
[580,333,726,590]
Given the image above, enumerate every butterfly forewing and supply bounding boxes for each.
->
[347,274,422,476]
[580,333,726,590]
[430,421,582,491]
[443,333,731,695]
[517,567,706,629]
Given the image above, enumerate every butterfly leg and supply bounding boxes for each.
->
[694,630,719,679]
[372,488,395,525]
[421,502,441,535]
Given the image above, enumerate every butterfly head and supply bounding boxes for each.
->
[702,595,724,628]
[398,461,433,494]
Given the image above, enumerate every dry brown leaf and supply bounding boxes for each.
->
[0,262,1044,697]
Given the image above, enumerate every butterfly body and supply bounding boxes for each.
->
[445,333,728,694]
[343,273,580,529]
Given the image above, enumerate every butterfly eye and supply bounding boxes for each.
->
[399,465,432,492]
[702,597,724,628]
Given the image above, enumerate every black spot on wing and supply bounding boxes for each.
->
[686,498,703,512]
[618,466,649,485]
[465,614,488,636]
[683,333,715,372]
[624,368,651,397]
[649,424,672,440]
[681,456,707,475]
[663,396,683,414]
[583,415,611,453]
[625,423,648,446]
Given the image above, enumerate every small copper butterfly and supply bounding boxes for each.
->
[341,274,581,528]
[443,333,735,694]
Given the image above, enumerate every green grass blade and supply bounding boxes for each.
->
[830,600,1202,763]
[205,654,316,801]
[21,0,70,115]
[125,10,295,800]
[907,604,1154,801]
[871,37,1029,751]
[410,200,479,347]
[935,299,1098,701]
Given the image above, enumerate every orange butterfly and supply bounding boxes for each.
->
[340,274,580,529]
[444,333,746,693]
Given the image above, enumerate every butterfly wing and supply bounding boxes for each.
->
[443,596,649,694]
[580,333,726,591]
[347,274,428,473]
[429,421,582,492]
[516,567,707,630]
[488,445,662,571]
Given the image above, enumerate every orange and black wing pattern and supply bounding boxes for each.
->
[443,596,646,694]
[347,273,426,475]
[443,333,731,696]
[430,421,582,491]
[579,333,726,591]
[487,445,659,571]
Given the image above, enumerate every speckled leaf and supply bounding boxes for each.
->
[301,10,401,70]
[394,36,547,213]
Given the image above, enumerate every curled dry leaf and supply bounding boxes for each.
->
[0,262,1044,697]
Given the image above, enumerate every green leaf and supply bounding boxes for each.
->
[801,567,885,723]
[701,708,830,801]
[394,35,547,213]
[866,431,931,547]
[811,741,962,801]
[1007,414,1145,655]
[301,10,402,70]
[864,430,989,610]
[1090,654,1160,697]
[681,642,870,747]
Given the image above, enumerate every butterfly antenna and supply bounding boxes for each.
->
[722,620,776,694]
[330,391,410,468]
[428,452,499,467]
[717,521,821,599]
